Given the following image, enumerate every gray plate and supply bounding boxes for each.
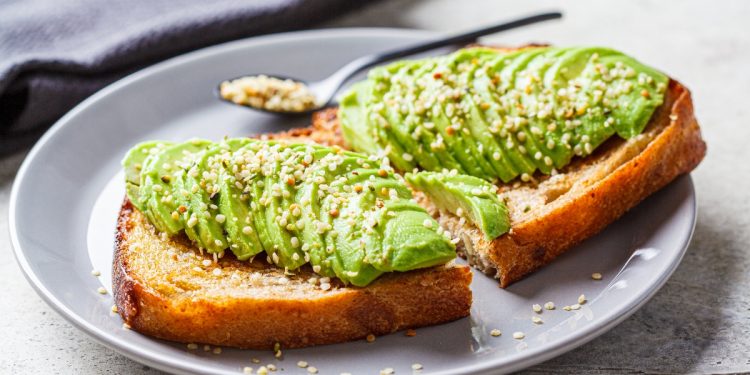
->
[10,29,696,375]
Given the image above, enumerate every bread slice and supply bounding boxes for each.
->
[266,80,706,287]
[113,200,472,349]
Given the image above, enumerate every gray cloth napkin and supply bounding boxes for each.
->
[0,0,367,153]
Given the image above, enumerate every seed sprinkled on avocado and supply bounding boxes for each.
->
[123,139,456,287]
[340,47,668,183]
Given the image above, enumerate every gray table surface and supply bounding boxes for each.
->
[3,0,749,373]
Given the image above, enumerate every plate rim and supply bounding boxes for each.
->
[8,27,697,375]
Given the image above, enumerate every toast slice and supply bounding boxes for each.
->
[113,200,472,349]
[266,79,706,287]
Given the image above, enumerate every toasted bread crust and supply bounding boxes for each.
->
[267,78,705,287]
[113,200,472,349]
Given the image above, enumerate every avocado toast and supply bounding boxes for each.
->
[267,45,706,287]
[114,139,472,348]
[113,44,705,349]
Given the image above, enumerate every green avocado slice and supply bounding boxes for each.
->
[141,140,211,236]
[406,171,510,240]
[183,142,231,254]
[214,138,264,260]
[122,141,172,212]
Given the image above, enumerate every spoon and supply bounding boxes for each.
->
[216,11,562,115]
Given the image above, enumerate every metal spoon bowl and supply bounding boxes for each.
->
[216,11,562,116]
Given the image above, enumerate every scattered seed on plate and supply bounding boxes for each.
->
[266,364,277,371]
[91,269,101,276]
[243,367,253,375]
[204,345,211,352]
[571,303,581,310]
[251,358,261,364]
[490,329,502,337]
[405,329,417,337]
[366,333,376,343]
[97,287,107,294]
[187,343,198,350]
[412,363,423,371]
[532,304,542,313]
[111,305,118,313]
[563,305,571,311]
[213,347,222,354]
[380,368,394,375]
[578,294,587,304]
[544,301,555,310]
[122,323,131,330]
[297,361,308,368]
[532,316,543,324]
[257,366,268,375]
[591,272,602,280]
[513,331,525,340]
[307,367,318,374]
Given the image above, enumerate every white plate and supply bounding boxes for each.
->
[10,28,696,375]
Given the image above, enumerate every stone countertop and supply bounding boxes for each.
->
[2,0,749,373]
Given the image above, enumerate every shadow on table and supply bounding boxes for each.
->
[519,214,743,374]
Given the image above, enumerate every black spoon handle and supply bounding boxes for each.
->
[335,12,563,80]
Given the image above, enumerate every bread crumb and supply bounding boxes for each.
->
[405,329,417,337]
[366,333,376,343]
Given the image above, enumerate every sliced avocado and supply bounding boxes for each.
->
[122,141,173,211]
[123,139,461,286]
[184,142,230,254]
[140,140,211,236]
[376,200,456,271]
[406,171,509,240]
[380,60,443,172]
[339,82,380,155]
[258,145,306,269]
[215,138,264,260]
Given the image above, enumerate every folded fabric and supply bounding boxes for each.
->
[0,0,367,154]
